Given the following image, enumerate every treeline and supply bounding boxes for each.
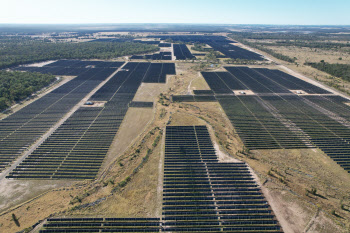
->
[0,40,159,69]
[0,71,55,111]
[252,40,350,50]
[305,62,350,82]
[229,31,350,42]
[230,32,319,41]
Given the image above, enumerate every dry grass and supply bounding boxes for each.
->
[133,83,169,102]
[267,45,350,64]
[101,107,153,170]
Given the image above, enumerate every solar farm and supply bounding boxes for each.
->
[173,44,196,60]
[5,61,175,179]
[0,62,121,173]
[148,35,265,60]
[162,126,282,232]
[172,66,350,173]
[39,126,282,232]
[131,52,172,61]
[1,31,350,233]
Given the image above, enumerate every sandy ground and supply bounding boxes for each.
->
[0,179,74,212]
[132,82,169,102]
[155,131,165,218]
[25,60,57,67]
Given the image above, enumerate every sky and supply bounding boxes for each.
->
[0,0,349,25]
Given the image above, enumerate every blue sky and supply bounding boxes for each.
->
[1,0,349,25]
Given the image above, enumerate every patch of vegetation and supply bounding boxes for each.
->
[0,71,55,111]
[158,93,170,106]
[305,61,350,82]
[152,135,161,147]
[0,38,159,69]
[69,187,98,205]
[224,58,259,65]
[250,40,350,50]
[192,42,213,52]
[159,108,167,119]
[205,51,220,64]
[111,129,163,194]
[229,31,350,42]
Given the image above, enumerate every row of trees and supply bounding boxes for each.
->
[229,31,350,42]
[0,39,159,69]
[0,71,55,111]
[305,61,350,82]
[251,40,350,50]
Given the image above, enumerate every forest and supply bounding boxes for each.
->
[0,38,159,69]
[0,71,55,111]
[305,62,350,82]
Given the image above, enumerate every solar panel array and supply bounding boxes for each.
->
[142,63,176,83]
[225,67,330,95]
[173,44,195,60]
[221,95,313,149]
[158,43,171,47]
[39,125,282,232]
[193,90,214,95]
[0,65,118,173]
[131,52,172,61]
[260,95,350,172]
[148,35,264,61]
[129,101,154,108]
[172,95,217,103]
[15,60,124,76]
[40,218,161,233]
[133,40,160,45]
[162,125,282,232]
[172,67,350,173]
[7,62,176,179]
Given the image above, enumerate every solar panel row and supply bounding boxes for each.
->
[172,67,350,172]
[131,52,172,61]
[0,63,119,172]
[173,44,195,60]
[148,35,264,61]
[40,218,162,233]
[162,125,282,232]
[7,62,174,179]
[39,125,282,232]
